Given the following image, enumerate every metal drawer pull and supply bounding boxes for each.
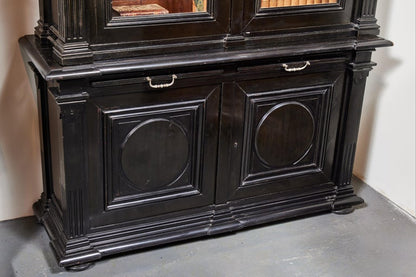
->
[282,61,310,72]
[146,74,177,89]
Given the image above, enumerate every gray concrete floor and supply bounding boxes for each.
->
[1,177,416,277]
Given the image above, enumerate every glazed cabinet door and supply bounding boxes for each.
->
[88,0,231,45]
[217,58,347,203]
[86,79,220,230]
[238,0,354,36]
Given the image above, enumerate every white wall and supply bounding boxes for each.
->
[354,0,416,216]
[0,1,414,221]
[0,1,42,221]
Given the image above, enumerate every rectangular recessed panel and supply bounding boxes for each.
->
[103,103,204,210]
[241,86,333,187]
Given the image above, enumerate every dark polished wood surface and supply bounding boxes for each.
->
[21,0,391,269]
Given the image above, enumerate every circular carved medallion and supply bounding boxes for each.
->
[121,119,189,190]
[255,102,314,168]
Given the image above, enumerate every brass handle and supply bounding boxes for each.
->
[282,61,311,72]
[146,74,177,89]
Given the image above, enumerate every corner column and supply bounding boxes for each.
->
[332,50,376,211]
[44,87,101,267]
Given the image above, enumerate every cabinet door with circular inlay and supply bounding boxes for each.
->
[86,84,220,229]
[216,61,346,202]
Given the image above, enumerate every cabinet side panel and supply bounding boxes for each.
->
[47,91,64,208]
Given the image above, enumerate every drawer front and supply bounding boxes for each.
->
[86,84,220,229]
[217,60,346,202]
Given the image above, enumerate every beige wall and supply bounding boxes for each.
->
[354,0,416,216]
[0,1,41,221]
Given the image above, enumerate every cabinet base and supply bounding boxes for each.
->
[332,207,356,215]
[332,195,364,213]
[65,263,94,272]
[36,189,364,268]
[33,193,49,223]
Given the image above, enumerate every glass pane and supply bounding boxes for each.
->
[261,0,338,9]
[112,0,208,17]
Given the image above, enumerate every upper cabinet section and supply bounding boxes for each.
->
[36,0,383,65]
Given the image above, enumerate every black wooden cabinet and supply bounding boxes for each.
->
[20,0,391,269]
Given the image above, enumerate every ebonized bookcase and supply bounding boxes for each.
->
[20,0,391,270]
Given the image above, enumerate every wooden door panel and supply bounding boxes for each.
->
[103,103,203,211]
[217,66,345,202]
[86,84,220,229]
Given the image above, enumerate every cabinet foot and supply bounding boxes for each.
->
[331,195,364,215]
[32,194,49,224]
[332,207,355,215]
[65,262,94,272]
